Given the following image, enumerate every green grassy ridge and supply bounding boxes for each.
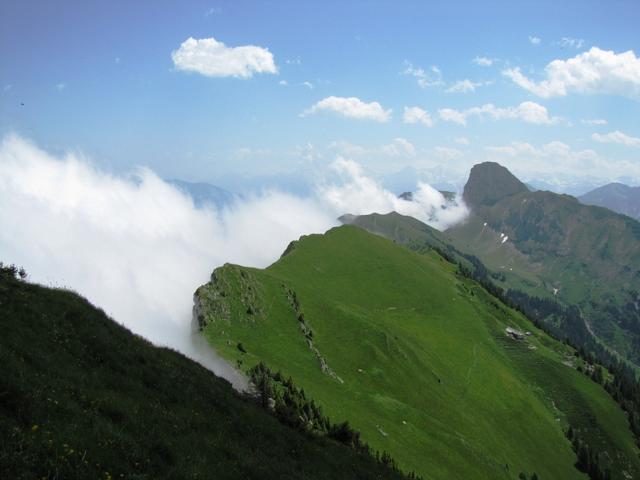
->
[196,226,640,480]
[0,270,411,480]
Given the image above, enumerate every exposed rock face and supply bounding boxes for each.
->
[463,162,528,209]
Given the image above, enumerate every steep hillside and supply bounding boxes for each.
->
[0,267,410,480]
[448,165,640,365]
[195,226,639,480]
[579,183,640,221]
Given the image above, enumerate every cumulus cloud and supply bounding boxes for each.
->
[592,130,640,147]
[171,37,277,78]
[529,36,541,45]
[402,61,444,88]
[319,157,469,230]
[455,137,470,145]
[301,96,391,122]
[503,47,640,98]
[438,101,559,126]
[403,106,434,126]
[0,135,468,388]
[473,56,493,66]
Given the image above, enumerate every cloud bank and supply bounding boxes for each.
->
[172,37,277,78]
[0,135,467,387]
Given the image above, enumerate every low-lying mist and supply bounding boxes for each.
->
[0,135,468,388]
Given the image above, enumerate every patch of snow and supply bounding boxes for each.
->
[483,222,487,226]
[501,235,509,244]
[500,232,504,238]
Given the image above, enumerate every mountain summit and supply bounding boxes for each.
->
[463,162,528,208]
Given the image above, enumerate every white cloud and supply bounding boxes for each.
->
[403,61,444,88]
[556,37,585,49]
[503,47,640,98]
[55,82,66,91]
[581,118,607,126]
[302,81,314,90]
[455,137,470,145]
[592,130,640,147]
[529,36,541,45]
[403,106,434,126]
[301,96,391,122]
[473,56,493,67]
[278,79,288,86]
[433,146,463,160]
[438,101,559,126]
[171,37,277,79]
[445,79,485,93]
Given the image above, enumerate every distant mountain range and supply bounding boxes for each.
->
[579,183,640,220]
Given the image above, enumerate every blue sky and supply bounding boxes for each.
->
[1,0,639,193]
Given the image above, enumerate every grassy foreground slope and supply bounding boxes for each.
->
[196,226,640,480]
[0,268,410,480]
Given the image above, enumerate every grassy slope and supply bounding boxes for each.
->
[448,190,640,361]
[0,272,410,480]
[197,226,640,480]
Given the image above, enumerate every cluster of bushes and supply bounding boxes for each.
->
[247,362,422,480]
